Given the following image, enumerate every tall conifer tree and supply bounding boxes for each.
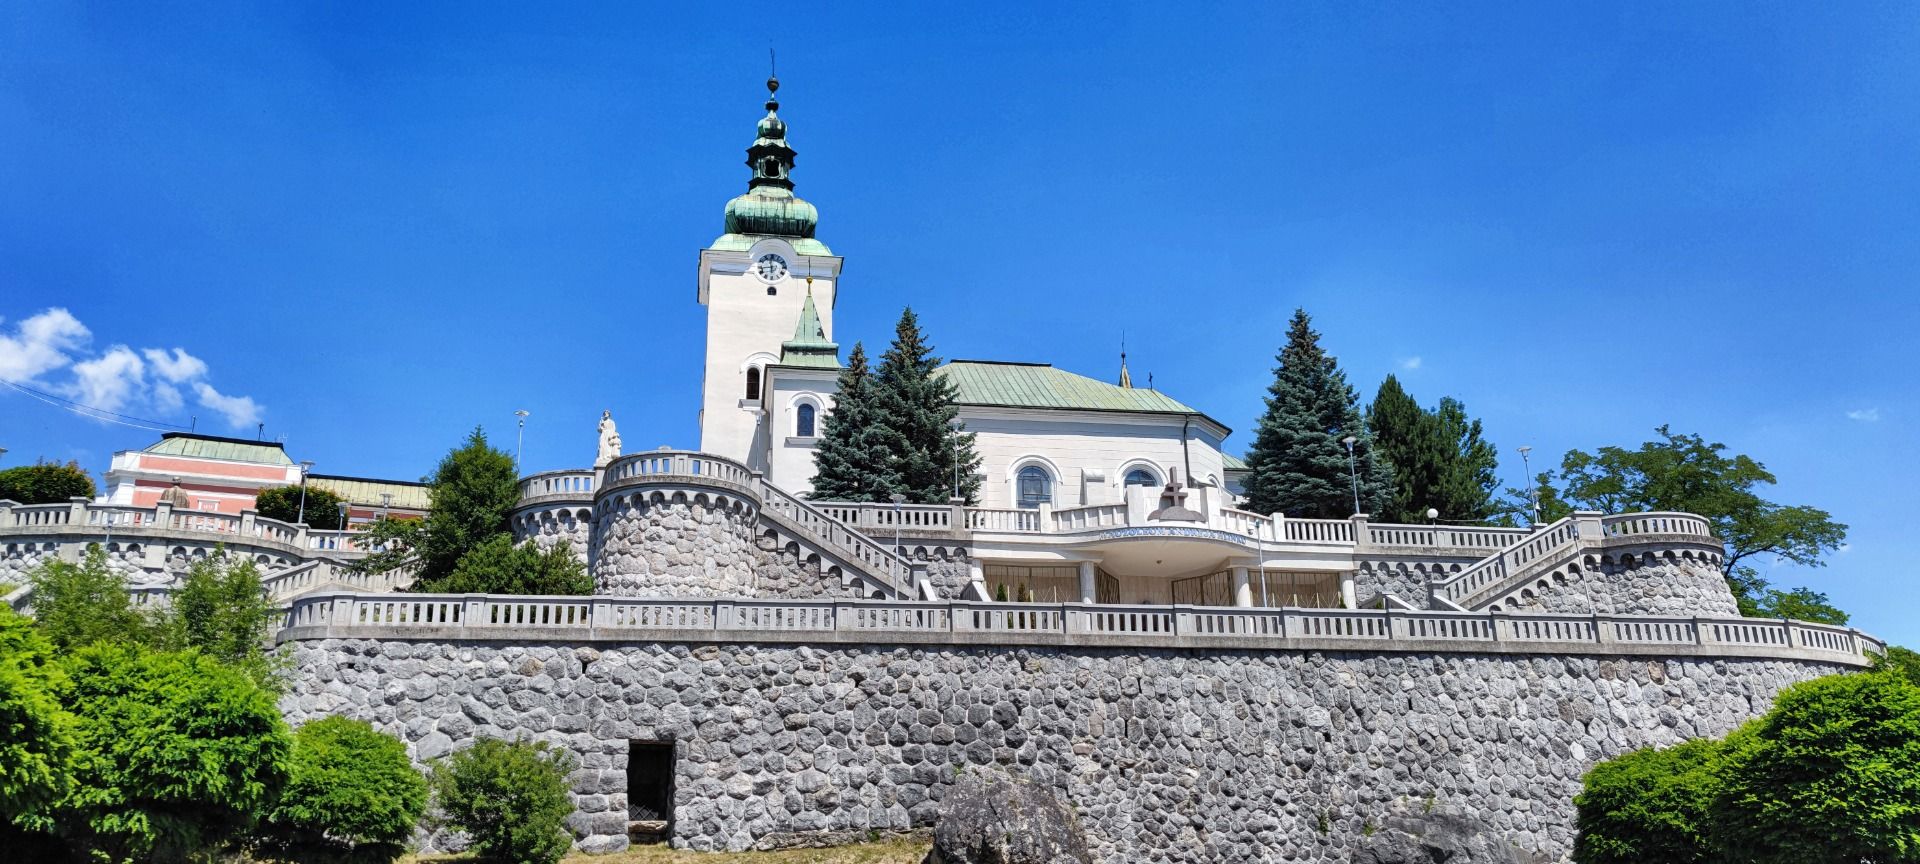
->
[809,343,898,502]
[1434,396,1502,522]
[1242,309,1390,518]
[1367,374,1447,523]
[872,309,982,504]
[1366,377,1503,523]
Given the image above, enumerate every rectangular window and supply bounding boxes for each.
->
[627,739,675,840]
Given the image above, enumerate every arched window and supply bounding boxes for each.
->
[1124,468,1159,487]
[796,403,817,437]
[1016,466,1052,509]
[744,367,762,401]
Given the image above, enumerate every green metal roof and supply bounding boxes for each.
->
[935,361,1202,415]
[145,433,293,466]
[778,288,840,369]
[1222,452,1249,471]
[308,475,433,511]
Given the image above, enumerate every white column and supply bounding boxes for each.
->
[1232,566,1252,607]
[1340,571,1358,609]
[1077,560,1097,605]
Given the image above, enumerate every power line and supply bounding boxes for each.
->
[0,378,190,432]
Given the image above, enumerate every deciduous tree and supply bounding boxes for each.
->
[0,461,96,505]
[359,427,518,584]
[25,546,155,652]
[253,484,346,530]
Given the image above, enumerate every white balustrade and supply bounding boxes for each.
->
[1050,504,1126,533]
[1603,512,1713,538]
[1281,518,1355,544]
[518,470,597,501]
[275,592,1878,663]
[1216,508,1274,539]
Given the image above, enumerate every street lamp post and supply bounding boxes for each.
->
[1341,435,1361,516]
[296,460,315,525]
[889,492,906,581]
[1517,445,1540,526]
[514,410,530,474]
[336,502,350,534]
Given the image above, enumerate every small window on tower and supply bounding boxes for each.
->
[745,367,762,402]
[796,403,816,438]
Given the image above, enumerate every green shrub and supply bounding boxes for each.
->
[0,461,96,505]
[0,607,73,821]
[1874,645,1920,687]
[254,716,427,864]
[254,484,348,530]
[26,545,156,651]
[1710,671,1920,863]
[1571,738,1720,864]
[154,549,283,687]
[50,643,291,863]
[416,533,592,596]
[430,737,577,864]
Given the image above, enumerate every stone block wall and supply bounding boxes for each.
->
[1496,550,1741,617]
[749,535,868,600]
[280,638,1847,862]
[590,491,759,597]
[513,505,595,566]
[1353,557,1468,605]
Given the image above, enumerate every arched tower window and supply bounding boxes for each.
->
[1016,466,1052,509]
[1124,468,1160,487]
[745,367,762,402]
[796,403,817,437]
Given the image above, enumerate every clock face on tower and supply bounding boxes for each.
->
[753,253,789,284]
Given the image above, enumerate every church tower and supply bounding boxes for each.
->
[697,75,843,465]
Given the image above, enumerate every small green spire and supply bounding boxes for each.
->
[779,279,840,368]
[723,74,819,239]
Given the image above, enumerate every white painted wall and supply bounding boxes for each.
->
[697,236,841,464]
[763,367,838,494]
[958,409,1229,510]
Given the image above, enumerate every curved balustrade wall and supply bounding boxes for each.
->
[1492,548,1740,617]
[590,489,761,597]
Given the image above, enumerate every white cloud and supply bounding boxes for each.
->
[67,345,146,413]
[0,307,264,431]
[142,347,208,383]
[1398,356,1423,371]
[1846,408,1880,422]
[0,308,90,383]
[193,382,262,429]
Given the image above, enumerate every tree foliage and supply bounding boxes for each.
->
[155,551,283,686]
[430,737,577,864]
[870,308,982,505]
[1242,309,1391,518]
[1520,426,1848,617]
[0,608,73,823]
[1572,738,1720,864]
[1574,668,1920,864]
[1711,671,1920,863]
[359,426,519,586]
[810,342,900,503]
[254,484,346,530]
[46,643,292,864]
[1366,376,1502,524]
[417,534,592,596]
[0,461,96,505]
[255,717,428,864]
[25,545,155,652]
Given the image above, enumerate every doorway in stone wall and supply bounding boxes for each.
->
[627,739,675,845]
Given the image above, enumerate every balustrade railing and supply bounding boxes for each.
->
[966,508,1040,532]
[602,450,754,489]
[756,481,912,593]
[1365,524,1527,551]
[1282,518,1355,544]
[517,470,597,501]
[278,593,1878,663]
[813,502,958,533]
[1431,511,1722,609]
[1050,504,1127,533]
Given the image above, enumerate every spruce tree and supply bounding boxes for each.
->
[1241,309,1389,518]
[872,308,982,504]
[1366,374,1448,523]
[808,343,899,502]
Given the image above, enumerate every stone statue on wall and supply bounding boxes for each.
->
[596,410,623,468]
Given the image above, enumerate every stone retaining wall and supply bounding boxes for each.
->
[280,637,1847,862]
[1501,551,1741,618]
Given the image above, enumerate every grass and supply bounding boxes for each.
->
[409,837,930,864]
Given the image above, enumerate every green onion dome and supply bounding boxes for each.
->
[722,76,819,239]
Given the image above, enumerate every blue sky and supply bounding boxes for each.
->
[3,3,1916,641]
